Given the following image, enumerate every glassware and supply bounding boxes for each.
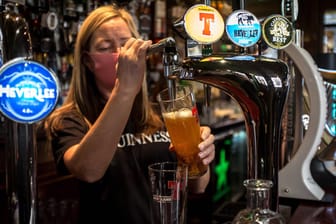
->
[148,162,188,224]
[157,85,207,178]
[232,179,286,224]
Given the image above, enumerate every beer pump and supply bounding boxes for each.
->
[277,0,328,202]
[0,3,59,223]
[157,1,327,212]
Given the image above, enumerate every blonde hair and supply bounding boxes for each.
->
[45,5,163,137]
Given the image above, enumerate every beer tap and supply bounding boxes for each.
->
[277,0,327,202]
[178,53,290,211]
[0,3,60,224]
[0,6,35,224]
[169,2,327,211]
[147,37,180,94]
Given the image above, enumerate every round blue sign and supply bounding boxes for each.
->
[0,58,60,124]
[226,10,261,47]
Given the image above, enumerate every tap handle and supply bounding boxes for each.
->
[281,0,298,24]
[203,84,211,108]
[146,37,176,55]
[232,0,246,10]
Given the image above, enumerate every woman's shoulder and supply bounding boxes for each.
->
[45,103,90,131]
[58,107,88,127]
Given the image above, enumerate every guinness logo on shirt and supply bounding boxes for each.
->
[118,131,170,148]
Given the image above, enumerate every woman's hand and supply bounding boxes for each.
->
[115,38,152,97]
[168,126,215,164]
[188,126,215,193]
[198,126,215,166]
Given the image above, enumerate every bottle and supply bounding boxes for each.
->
[153,0,166,42]
[138,0,152,40]
[232,179,286,224]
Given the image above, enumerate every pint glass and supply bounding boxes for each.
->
[148,162,188,224]
[157,85,207,178]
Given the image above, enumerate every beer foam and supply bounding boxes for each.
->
[163,108,192,119]
[163,112,176,119]
[176,108,192,118]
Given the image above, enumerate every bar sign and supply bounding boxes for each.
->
[184,4,225,44]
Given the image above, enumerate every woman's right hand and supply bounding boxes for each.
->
[114,38,152,97]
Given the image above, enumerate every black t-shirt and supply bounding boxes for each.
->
[51,111,176,223]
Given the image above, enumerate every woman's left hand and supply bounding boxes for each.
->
[187,126,215,193]
[198,126,215,165]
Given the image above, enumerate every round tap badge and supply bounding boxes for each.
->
[262,14,293,49]
[226,10,261,47]
[184,4,225,44]
[0,58,60,124]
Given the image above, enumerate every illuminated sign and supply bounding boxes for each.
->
[213,141,230,202]
[184,4,225,44]
[226,10,261,47]
[0,58,60,123]
[212,130,247,203]
[262,14,293,49]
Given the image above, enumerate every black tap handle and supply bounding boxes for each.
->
[146,37,176,55]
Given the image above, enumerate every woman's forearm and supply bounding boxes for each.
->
[63,87,136,182]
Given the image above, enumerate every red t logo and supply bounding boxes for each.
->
[199,12,214,35]
[168,180,180,200]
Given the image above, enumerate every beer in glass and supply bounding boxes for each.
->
[157,85,207,178]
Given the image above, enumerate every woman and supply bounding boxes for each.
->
[44,4,215,223]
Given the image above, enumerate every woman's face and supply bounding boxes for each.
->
[89,17,132,53]
[87,17,132,98]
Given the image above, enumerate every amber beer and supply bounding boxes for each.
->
[157,85,207,178]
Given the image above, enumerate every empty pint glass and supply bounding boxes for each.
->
[157,85,207,178]
[149,162,188,224]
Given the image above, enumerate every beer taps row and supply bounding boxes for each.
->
[151,0,327,211]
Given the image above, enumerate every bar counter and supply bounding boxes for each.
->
[288,188,336,224]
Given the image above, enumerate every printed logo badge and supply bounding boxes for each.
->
[262,14,293,49]
[168,180,180,200]
[0,58,60,123]
[226,10,261,47]
[184,4,225,44]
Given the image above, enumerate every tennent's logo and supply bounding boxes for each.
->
[0,58,59,123]
[184,4,225,44]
